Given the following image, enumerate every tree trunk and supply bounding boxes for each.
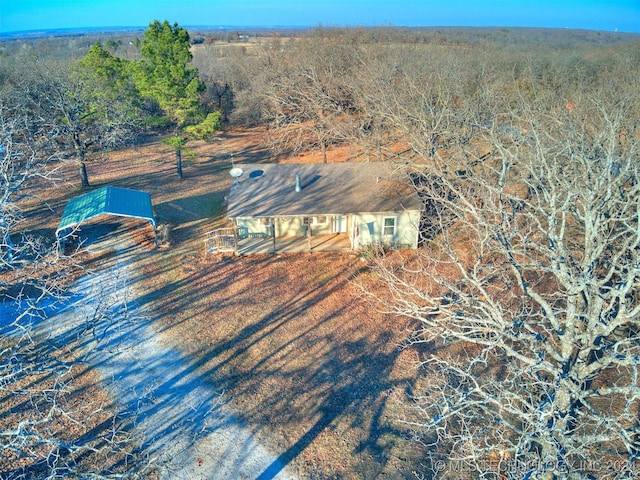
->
[321,140,327,163]
[79,161,90,188]
[74,137,90,188]
[0,218,14,261]
[176,149,183,179]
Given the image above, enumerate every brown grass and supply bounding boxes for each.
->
[15,127,428,479]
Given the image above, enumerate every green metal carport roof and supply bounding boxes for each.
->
[56,186,156,238]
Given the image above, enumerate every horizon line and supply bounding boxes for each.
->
[2,24,639,39]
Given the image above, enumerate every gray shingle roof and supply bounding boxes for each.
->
[226,162,423,219]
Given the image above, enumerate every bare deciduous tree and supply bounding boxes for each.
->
[365,83,640,478]
[261,31,363,162]
[11,54,142,189]
[0,100,61,270]
[0,108,152,479]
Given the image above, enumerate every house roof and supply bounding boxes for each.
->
[226,162,423,219]
[56,186,156,236]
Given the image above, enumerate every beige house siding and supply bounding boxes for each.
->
[276,216,333,237]
[352,211,420,249]
[237,217,271,237]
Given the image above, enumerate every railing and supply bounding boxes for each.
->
[204,227,237,254]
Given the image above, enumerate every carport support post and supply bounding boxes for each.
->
[153,223,158,249]
[55,233,62,259]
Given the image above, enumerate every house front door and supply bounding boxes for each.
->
[333,215,347,233]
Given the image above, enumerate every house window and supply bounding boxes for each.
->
[303,216,328,226]
[259,218,271,226]
[383,217,396,236]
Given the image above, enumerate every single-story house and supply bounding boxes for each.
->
[223,162,423,254]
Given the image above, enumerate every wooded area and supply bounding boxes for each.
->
[1,23,639,479]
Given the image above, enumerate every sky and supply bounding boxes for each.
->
[1,0,639,35]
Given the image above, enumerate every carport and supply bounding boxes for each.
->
[56,186,157,248]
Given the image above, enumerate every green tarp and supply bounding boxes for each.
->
[56,186,156,237]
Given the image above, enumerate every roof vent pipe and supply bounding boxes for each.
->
[295,173,301,192]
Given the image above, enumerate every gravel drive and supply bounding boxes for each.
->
[40,241,296,480]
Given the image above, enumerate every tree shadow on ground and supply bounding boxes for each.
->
[144,253,426,479]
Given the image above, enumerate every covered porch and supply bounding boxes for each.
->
[237,232,351,255]
[204,224,353,256]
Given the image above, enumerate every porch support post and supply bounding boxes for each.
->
[271,219,277,254]
[307,223,312,252]
[234,223,239,255]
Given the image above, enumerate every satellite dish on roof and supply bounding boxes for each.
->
[230,167,243,178]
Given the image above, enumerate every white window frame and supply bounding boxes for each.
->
[383,216,397,236]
